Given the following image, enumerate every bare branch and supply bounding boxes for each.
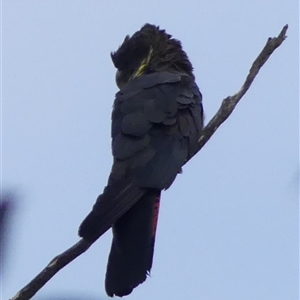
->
[187,24,288,161]
[10,240,92,300]
[10,24,288,300]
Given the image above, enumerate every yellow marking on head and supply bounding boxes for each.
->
[132,47,153,79]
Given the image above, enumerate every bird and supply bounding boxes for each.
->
[78,23,204,297]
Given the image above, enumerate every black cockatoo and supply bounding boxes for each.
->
[79,23,204,297]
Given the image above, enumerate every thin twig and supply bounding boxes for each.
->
[10,24,288,300]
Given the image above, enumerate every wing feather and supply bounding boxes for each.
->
[111,71,203,190]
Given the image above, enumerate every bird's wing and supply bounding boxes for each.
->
[78,71,203,242]
[110,71,203,190]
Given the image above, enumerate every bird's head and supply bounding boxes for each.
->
[111,24,194,89]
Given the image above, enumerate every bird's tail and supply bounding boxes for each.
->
[105,190,161,297]
[78,179,146,242]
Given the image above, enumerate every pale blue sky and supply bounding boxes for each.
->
[2,1,299,299]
